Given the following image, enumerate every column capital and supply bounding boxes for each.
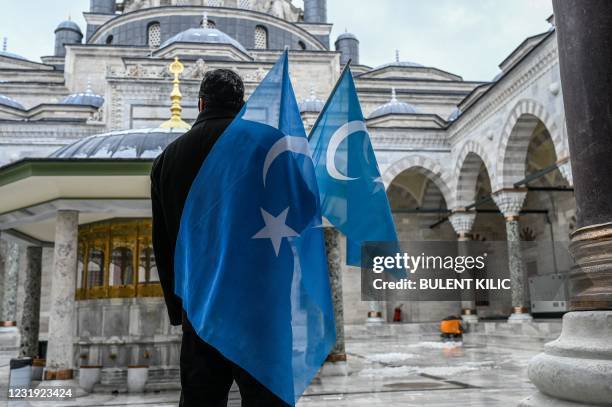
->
[448,211,476,236]
[492,189,527,218]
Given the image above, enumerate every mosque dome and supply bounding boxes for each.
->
[368,88,419,119]
[375,50,423,70]
[0,50,28,61]
[49,127,187,159]
[0,38,28,61]
[0,94,25,110]
[55,20,83,35]
[447,107,462,122]
[61,82,105,108]
[336,32,358,41]
[299,88,325,113]
[160,16,248,54]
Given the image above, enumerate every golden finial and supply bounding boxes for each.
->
[160,57,191,129]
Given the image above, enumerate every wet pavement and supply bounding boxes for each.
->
[1,328,543,406]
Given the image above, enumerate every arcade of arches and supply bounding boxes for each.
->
[372,115,575,324]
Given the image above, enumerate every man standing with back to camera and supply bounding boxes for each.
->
[150,70,290,407]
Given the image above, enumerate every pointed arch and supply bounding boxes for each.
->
[382,155,453,208]
[454,140,495,209]
[496,99,568,190]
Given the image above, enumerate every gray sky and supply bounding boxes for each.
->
[1,0,553,81]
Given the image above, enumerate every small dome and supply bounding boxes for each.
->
[55,20,82,34]
[375,50,423,70]
[337,32,358,41]
[1,38,28,61]
[299,88,325,113]
[0,50,28,60]
[368,88,419,119]
[50,127,187,159]
[0,94,25,110]
[62,82,105,108]
[160,27,248,54]
[447,107,461,122]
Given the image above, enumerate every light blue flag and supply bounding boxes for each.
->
[174,52,336,405]
[309,66,399,266]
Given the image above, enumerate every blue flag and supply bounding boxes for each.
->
[174,52,336,405]
[309,67,399,266]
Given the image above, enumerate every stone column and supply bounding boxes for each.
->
[520,2,612,405]
[0,239,20,326]
[449,211,478,323]
[44,210,79,381]
[19,246,43,358]
[322,228,347,375]
[492,189,533,323]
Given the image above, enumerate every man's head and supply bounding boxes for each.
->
[198,69,244,113]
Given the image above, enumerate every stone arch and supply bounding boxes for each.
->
[454,140,496,209]
[496,99,568,190]
[382,155,453,208]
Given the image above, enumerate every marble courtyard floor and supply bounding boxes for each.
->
[1,324,551,407]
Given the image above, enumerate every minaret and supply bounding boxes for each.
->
[160,57,191,129]
[303,0,327,23]
[335,30,359,65]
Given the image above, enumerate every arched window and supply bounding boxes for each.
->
[105,34,114,44]
[298,41,306,50]
[254,25,268,49]
[147,22,161,47]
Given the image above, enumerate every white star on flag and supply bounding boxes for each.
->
[252,207,299,256]
[372,176,385,194]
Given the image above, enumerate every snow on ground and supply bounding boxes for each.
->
[407,341,463,349]
[359,361,495,378]
[366,353,419,363]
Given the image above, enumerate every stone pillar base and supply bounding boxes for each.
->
[508,307,533,323]
[366,311,384,325]
[518,391,596,407]
[320,353,348,377]
[521,311,612,406]
[461,309,479,323]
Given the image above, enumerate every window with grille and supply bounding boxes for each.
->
[207,0,223,6]
[254,25,268,49]
[148,22,161,48]
[239,0,251,9]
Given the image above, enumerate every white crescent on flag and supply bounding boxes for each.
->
[262,136,311,186]
[326,120,368,181]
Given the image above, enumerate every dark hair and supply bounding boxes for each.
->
[198,69,244,111]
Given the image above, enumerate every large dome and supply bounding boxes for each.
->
[368,88,419,119]
[160,27,248,54]
[0,94,25,110]
[50,127,187,159]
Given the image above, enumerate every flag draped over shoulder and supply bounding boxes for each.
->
[174,52,336,405]
[309,66,399,266]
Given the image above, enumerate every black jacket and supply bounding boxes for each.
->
[150,105,241,326]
